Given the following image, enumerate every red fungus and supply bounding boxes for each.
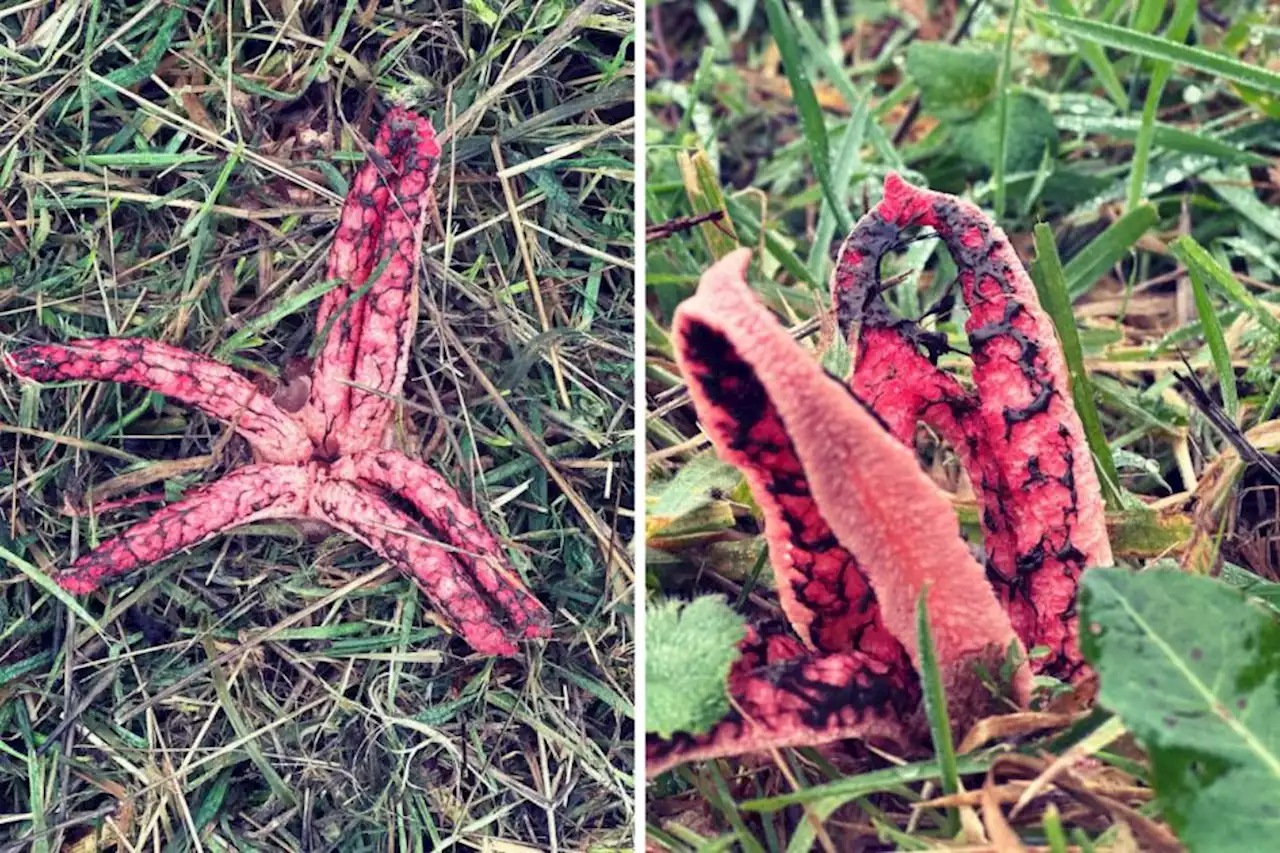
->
[650,176,1110,776]
[650,245,1030,778]
[4,339,311,465]
[4,107,550,658]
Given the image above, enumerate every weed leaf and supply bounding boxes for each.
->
[646,596,747,738]
[1080,568,1280,852]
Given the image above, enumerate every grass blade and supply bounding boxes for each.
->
[1170,234,1280,338]
[1186,256,1239,421]
[215,277,346,359]
[0,545,104,636]
[1054,115,1269,168]
[724,194,820,289]
[1127,0,1196,212]
[916,587,961,837]
[1064,203,1158,301]
[808,104,868,280]
[992,0,1024,217]
[1042,12,1280,96]
[763,0,852,234]
[1046,0,1127,108]
[678,149,738,259]
[741,755,993,811]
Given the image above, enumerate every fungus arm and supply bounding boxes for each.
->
[835,175,1113,679]
[649,249,1029,774]
[51,464,310,593]
[340,449,551,641]
[304,116,398,447]
[341,110,439,450]
[673,267,909,665]
[4,339,312,464]
[831,227,1022,631]
[311,479,542,657]
[647,643,915,778]
[305,108,440,455]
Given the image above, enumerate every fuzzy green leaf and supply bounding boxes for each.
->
[905,42,999,122]
[1080,568,1280,852]
[646,596,747,738]
[955,94,1059,174]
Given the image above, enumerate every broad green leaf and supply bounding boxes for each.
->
[955,94,1059,174]
[646,596,746,738]
[1080,568,1280,852]
[1220,562,1280,615]
[904,42,999,122]
[646,450,742,542]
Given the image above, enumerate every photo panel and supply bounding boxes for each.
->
[0,1,635,848]
[642,1,1279,850]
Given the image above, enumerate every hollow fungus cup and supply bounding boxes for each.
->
[5,108,551,657]
[650,174,1111,776]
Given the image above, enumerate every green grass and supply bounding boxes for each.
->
[646,0,1280,849]
[0,1,634,848]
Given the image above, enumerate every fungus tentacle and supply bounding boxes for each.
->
[51,464,310,593]
[339,449,552,640]
[3,109,548,660]
[833,237,1021,644]
[311,478,529,657]
[340,111,439,451]
[647,642,917,778]
[303,115,399,448]
[4,340,311,464]
[833,175,1112,679]
[304,108,440,456]
[679,249,1029,695]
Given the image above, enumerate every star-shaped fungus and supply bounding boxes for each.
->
[648,174,1112,776]
[4,107,551,657]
